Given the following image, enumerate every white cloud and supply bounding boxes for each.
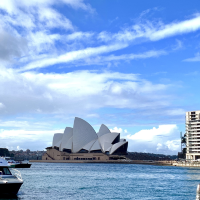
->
[38,7,74,30]
[0,66,173,116]
[0,0,199,71]
[0,120,54,130]
[0,0,93,14]
[0,1,199,71]
[0,128,63,150]
[19,43,128,71]
[0,1,75,30]
[110,127,128,135]
[81,50,167,66]
[62,0,95,13]
[117,125,181,154]
[183,52,200,62]
[0,0,95,67]
[150,15,200,41]
[17,146,21,150]
[99,15,200,43]
[65,32,94,41]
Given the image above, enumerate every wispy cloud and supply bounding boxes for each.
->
[77,50,167,67]
[172,39,183,51]
[20,49,167,71]
[0,0,94,14]
[183,52,200,62]
[0,1,199,71]
[19,43,128,71]
[100,50,167,62]
[99,14,200,43]
[149,15,200,40]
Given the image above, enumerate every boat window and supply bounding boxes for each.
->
[2,167,11,175]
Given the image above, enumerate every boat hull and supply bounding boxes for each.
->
[15,164,31,168]
[9,163,31,168]
[0,182,23,195]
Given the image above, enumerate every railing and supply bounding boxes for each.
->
[11,169,23,181]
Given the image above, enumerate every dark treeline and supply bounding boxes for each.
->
[126,152,177,161]
[0,148,11,157]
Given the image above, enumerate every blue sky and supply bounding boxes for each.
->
[0,0,200,154]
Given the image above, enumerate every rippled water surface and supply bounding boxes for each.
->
[4,163,200,199]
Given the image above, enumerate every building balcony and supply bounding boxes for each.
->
[186,120,200,124]
[188,134,200,136]
[187,142,200,145]
[188,148,200,151]
[187,146,200,149]
[187,128,200,130]
[187,137,200,140]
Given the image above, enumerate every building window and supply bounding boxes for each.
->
[63,157,65,160]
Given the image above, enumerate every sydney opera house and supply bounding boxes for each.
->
[42,117,128,161]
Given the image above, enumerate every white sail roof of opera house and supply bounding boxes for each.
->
[51,117,128,155]
[52,133,63,148]
[60,127,73,151]
[97,124,111,137]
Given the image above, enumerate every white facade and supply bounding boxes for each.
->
[186,110,200,160]
[51,117,128,155]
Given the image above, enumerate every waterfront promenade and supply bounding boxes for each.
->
[173,161,200,167]
[30,159,175,166]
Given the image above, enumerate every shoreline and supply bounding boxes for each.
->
[173,162,200,167]
[30,160,175,166]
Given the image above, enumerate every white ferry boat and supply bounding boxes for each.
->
[0,158,23,195]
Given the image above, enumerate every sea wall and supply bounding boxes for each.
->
[173,162,200,167]
[30,160,175,166]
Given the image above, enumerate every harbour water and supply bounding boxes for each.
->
[5,163,200,199]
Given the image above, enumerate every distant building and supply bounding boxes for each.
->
[42,117,128,161]
[186,110,200,160]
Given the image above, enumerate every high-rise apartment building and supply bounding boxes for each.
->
[186,110,200,160]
